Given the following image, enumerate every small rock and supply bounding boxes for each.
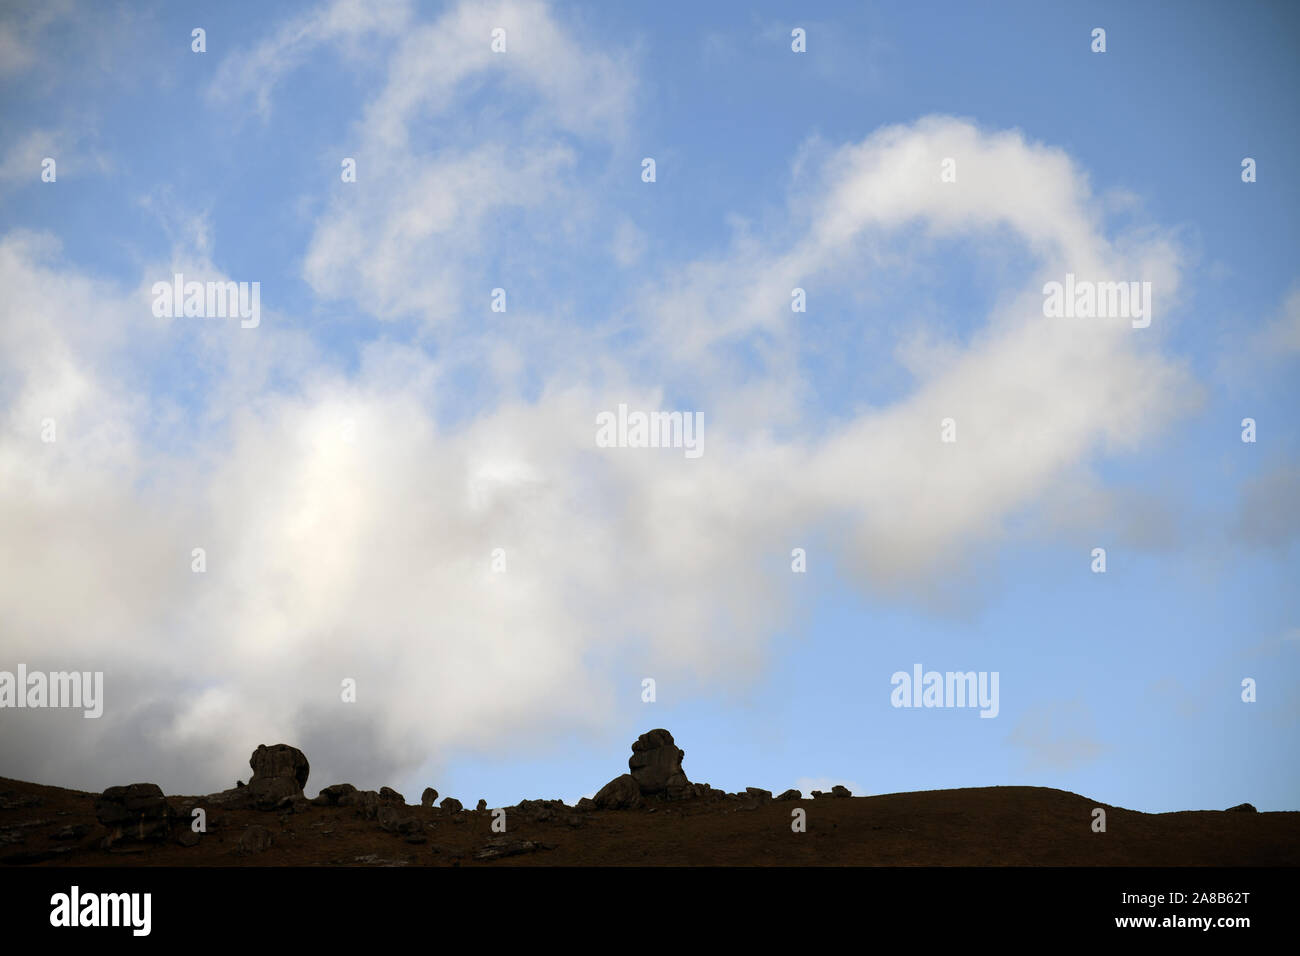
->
[476,799,487,811]
[236,825,273,855]
[474,837,552,861]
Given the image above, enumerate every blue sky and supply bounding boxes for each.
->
[1,0,1297,814]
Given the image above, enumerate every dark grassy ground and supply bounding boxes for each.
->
[2,776,1295,866]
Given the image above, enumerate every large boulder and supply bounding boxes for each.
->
[313,783,357,807]
[348,790,381,820]
[95,783,175,845]
[593,774,643,810]
[247,744,310,810]
[421,788,438,808]
[628,729,690,798]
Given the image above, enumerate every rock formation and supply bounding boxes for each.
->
[593,729,713,808]
[246,743,310,810]
[629,729,690,798]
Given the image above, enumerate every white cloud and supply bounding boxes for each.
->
[297,0,636,323]
[0,0,75,78]
[0,80,1205,792]
[1007,700,1105,771]
[0,129,109,187]
[208,0,413,119]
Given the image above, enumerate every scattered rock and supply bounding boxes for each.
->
[313,783,358,807]
[1227,803,1258,813]
[775,789,801,801]
[205,786,253,809]
[379,787,405,805]
[474,837,552,861]
[276,795,312,814]
[831,785,852,798]
[745,787,772,803]
[0,791,42,810]
[421,787,439,808]
[236,825,273,855]
[515,799,583,827]
[440,797,463,813]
